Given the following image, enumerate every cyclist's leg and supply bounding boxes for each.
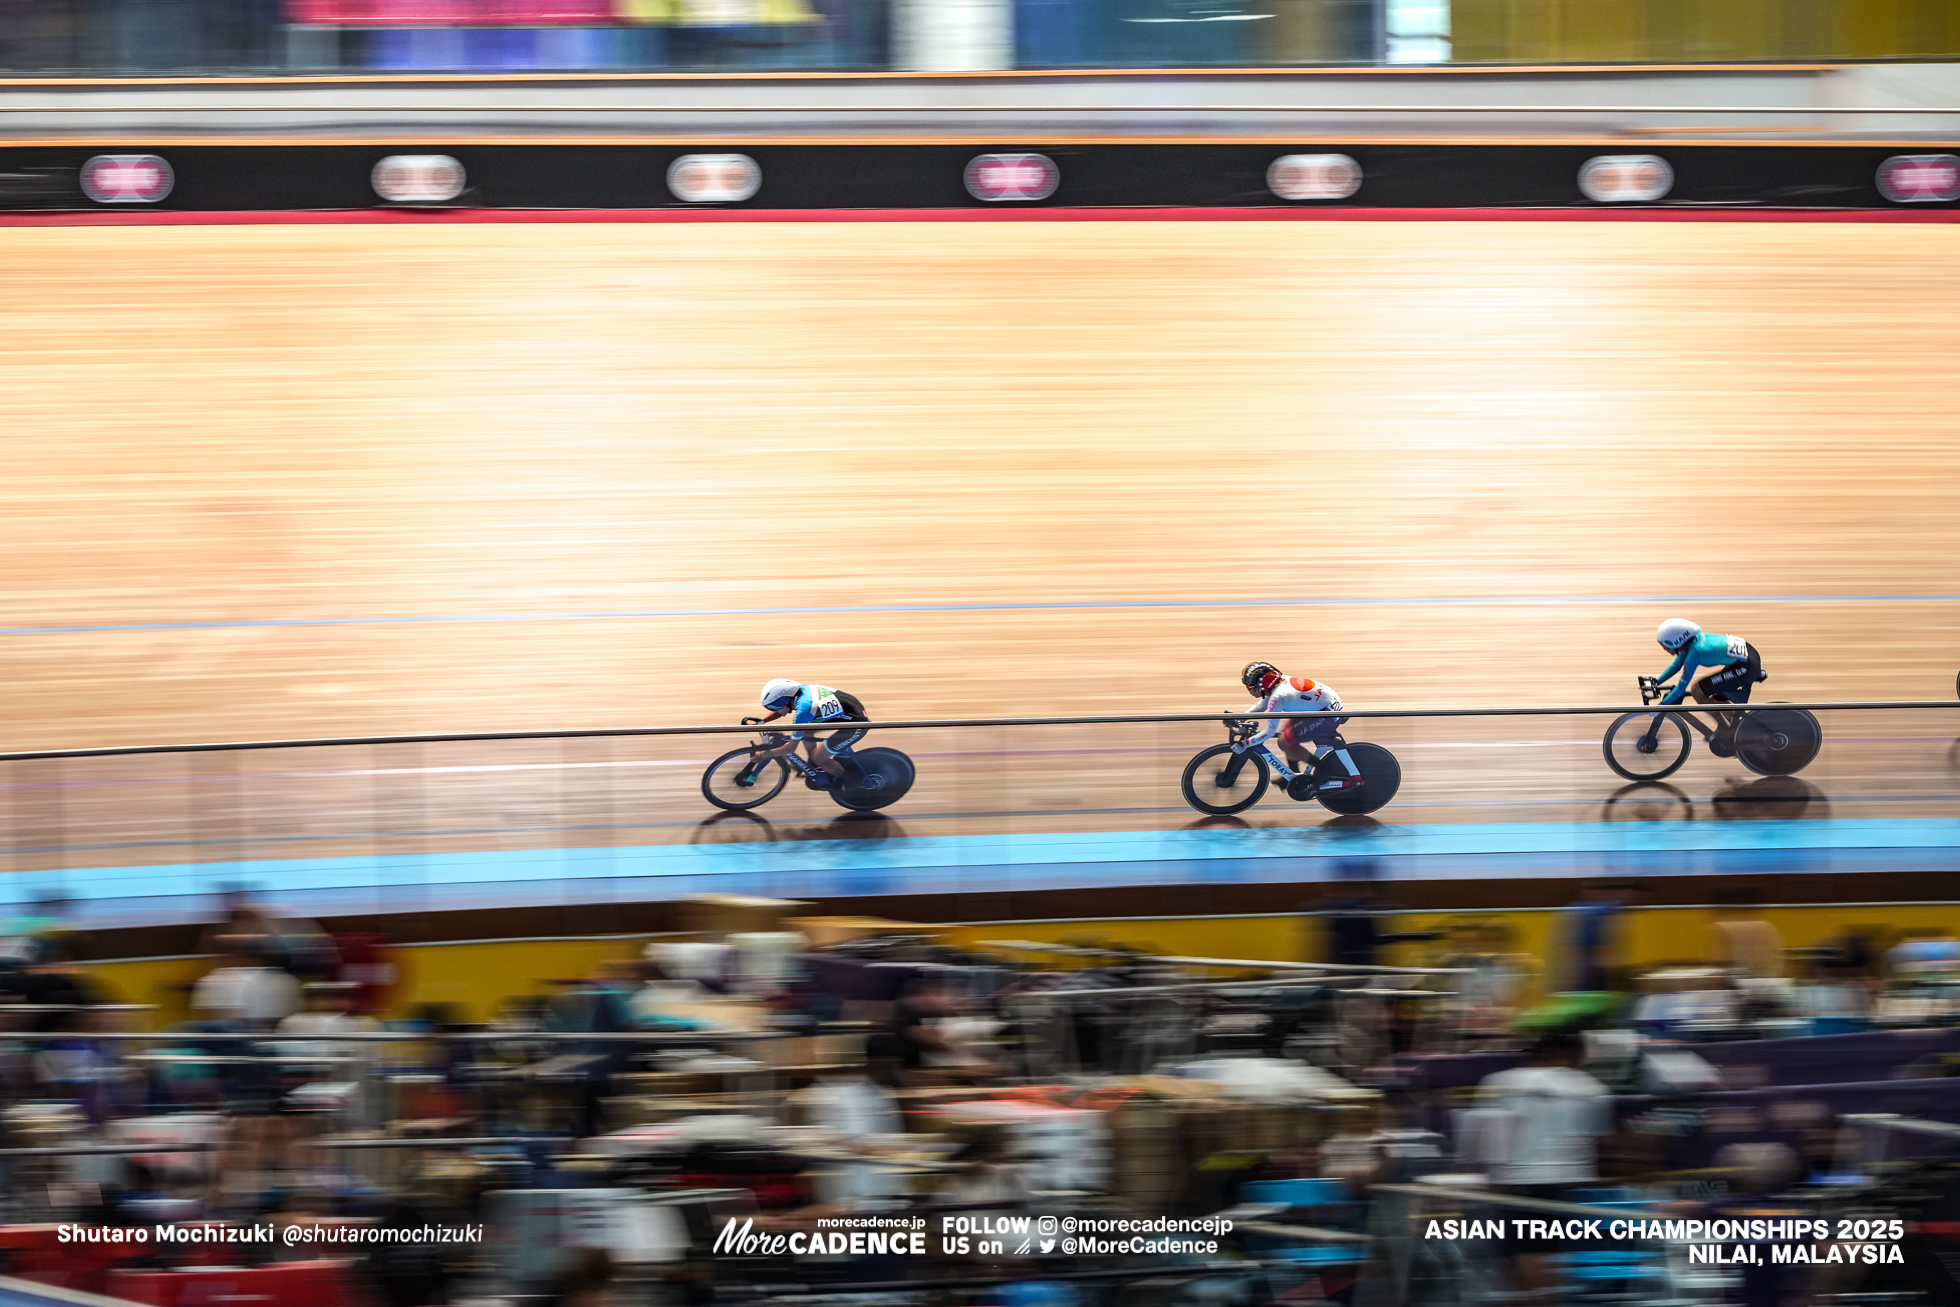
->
[1274,720,1312,775]
[821,724,870,783]
[1692,659,1755,748]
[1269,722,1310,778]
[1296,717,1362,786]
[1686,683,1732,751]
[1701,645,1763,706]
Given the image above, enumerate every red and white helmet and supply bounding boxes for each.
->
[1241,662,1283,696]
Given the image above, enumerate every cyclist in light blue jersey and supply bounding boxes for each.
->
[1653,618,1765,707]
[751,678,870,789]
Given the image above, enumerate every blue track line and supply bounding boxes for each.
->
[21,818,1960,930]
[6,593,1960,638]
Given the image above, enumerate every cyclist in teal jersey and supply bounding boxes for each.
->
[1653,618,1766,707]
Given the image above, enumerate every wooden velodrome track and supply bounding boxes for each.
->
[3,216,1960,897]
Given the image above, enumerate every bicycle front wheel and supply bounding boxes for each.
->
[1736,708,1822,777]
[1603,711,1692,782]
[1181,743,1269,815]
[702,746,790,811]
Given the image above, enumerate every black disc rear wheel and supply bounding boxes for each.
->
[1312,741,1402,815]
[1736,708,1822,777]
[829,747,916,812]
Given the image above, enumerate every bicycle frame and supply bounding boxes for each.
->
[1224,718,1338,783]
[741,730,833,785]
[777,749,828,782]
[1635,675,1742,744]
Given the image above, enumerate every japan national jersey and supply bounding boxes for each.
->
[1242,677,1342,747]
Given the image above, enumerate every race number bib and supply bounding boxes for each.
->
[812,691,845,719]
[1725,636,1748,661]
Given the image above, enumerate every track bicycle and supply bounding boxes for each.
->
[701,719,915,813]
[1601,675,1821,782]
[1180,718,1401,817]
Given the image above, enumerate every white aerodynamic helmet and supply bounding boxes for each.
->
[760,678,801,710]
[1656,618,1701,652]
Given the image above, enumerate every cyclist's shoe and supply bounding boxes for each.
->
[804,772,837,791]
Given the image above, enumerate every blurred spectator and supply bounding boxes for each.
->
[1791,944,1870,1036]
[1306,858,1437,969]
[1562,881,1638,993]
[277,981,374,1048]
[1707,1142,1807,1307]
[1475,1029,1614,1295]
[808,1033,905,1140]
[550,969,640,1138]
[193,935,301,1027]
[1888,927,1960,980]
[0,935,99,1024]
[276,981,381,1128]
[188,938,300,1210]
[727,930,806,997]
[0,893,70,969]
[198,887,338,981]
[1318,1100,1390,1190]
[892,973,1001,1080]
[647,939,733,991]
[1439,920,1527,1037]
[627,955,712,1028]
[939,1125,1030,1207]
[1320,1092,1448,1192]
[403,999,476,1110]
[19,953,123,1125]
[330,932,398,1015]
[1708,888,1784,978]
[1823,927,1882,984]
[1629,968,1739,1038]
[805,1033,909,1203]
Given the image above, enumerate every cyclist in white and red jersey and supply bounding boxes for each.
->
[1233,661,1364,793]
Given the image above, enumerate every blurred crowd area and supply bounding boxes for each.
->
[0,0,1956,74]
[8,876,1960,1304]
